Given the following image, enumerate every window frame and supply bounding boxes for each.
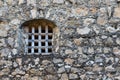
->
[24,26,53,55]
[19,19,59,55]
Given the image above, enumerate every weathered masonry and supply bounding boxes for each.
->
[0,0,120,80]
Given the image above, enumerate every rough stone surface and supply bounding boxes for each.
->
[0,0,120,80]
[53,0,64,4]
[114,7,120,18]
[77,27,91,35]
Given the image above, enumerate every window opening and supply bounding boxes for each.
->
[26,26,53,54]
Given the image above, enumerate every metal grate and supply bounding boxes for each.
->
[26,26,53,54]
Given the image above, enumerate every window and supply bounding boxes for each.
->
[26,26,53,54]
[20,19,58,55]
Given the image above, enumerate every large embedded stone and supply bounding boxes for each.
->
[42,60,51,66]
[77,27,91,35]
[0,68,10,76]
[45,75,58,80]
[31,77,39,80]
[53,0,64,4]
[106,26,116,33]
[45,64,56,74]
[105,65,115,72]
[6,0,13,5]
[83,18,95,26]
[72,7,89,16]
[18,0,24,4]
[88,47,94,53]
[78,47,83,54]
[53,58,63,63]
[12,49,17,55]
[12,69,25,75]
[57,67,65,73]
[71,68,80,73]
[10,19,20,25]
[7,37,14,47]
[64,58,74,64]
[116,38,120,45]
[97,16,108,25]
[29,69,42,75]
[69,73,78,79]
[113,47,120,56]
[0,23,9,37]
[74,38,82,46]
[30,8,37,18]
[40,0,50,6]
[0,48,10,57]
[34,58,39,65]
[13,62,18,67]
[0,1,3,7]
[114,7,120,18]
[65,49,73,54]
[103,47,111,53]
[0,39,6,47]
[16,58,22,66]
[27,0,36,6]
[60,73,68,80]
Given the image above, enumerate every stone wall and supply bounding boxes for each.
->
[0,0,120,80]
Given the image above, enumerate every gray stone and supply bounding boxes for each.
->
[88,47,94,53]
[10,19,20,25]
[13,62,18,67]
[86,60,94,66]
[30,8,37,18]
[12,69,25,75]
[92,25,100,34]
[57,67,65,73]
[27,0,36,6]
[45,65,56,74]
[64,58,74,64]
[18,0,24,5]
[69,73,78,79]
[105,65,115,72]
[65,49,73,54]
[42,60,51,65]
[78,47,83,54]
[97,16,107,25]
[16,58,22,66]
[31,77,39,80]
[0,23,9,37]
[40,0,50,6]
[65,65,71,69]
[116,38,120,45]
[103,47,111,53]
[71,68,80,73]
[113,47,120,56]
[12,49,17,55]
[45,75,58,80]
[7,37,14,47]
[77,27,91,35]
[72,7,89,17]
[0,39,6,47]
[0,48,10,57]
[83,18,95,26]
[53,0,64,4]
[60,73,68,80]
[106,26,117,33]
[53,58,63,63]
[34,58,39,65]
